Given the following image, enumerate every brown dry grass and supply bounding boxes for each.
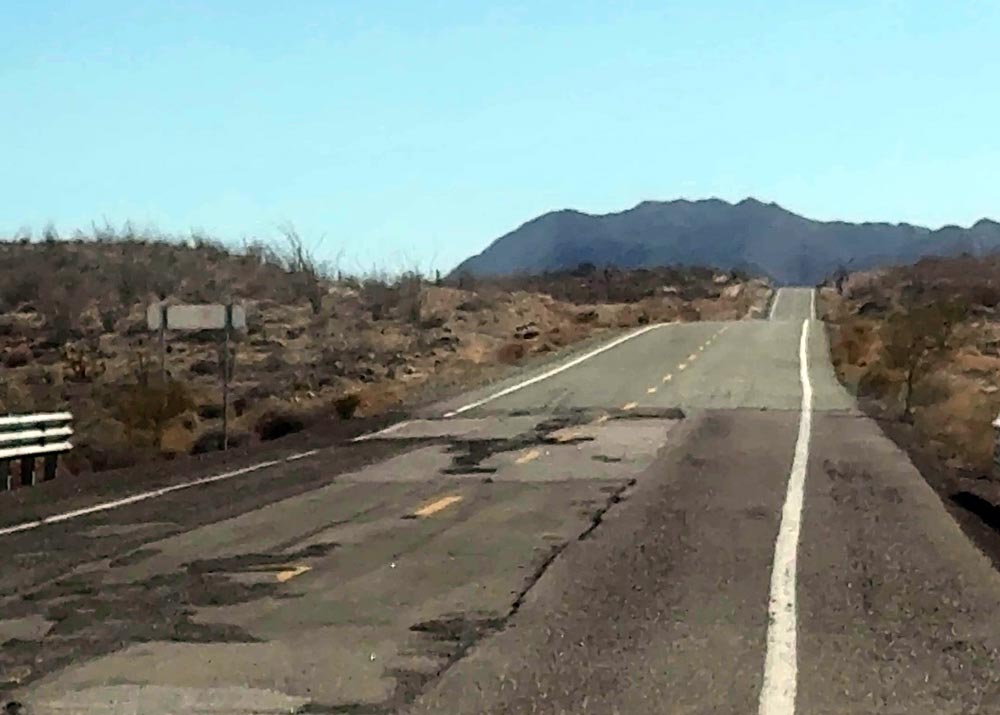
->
[822,255,1000,471]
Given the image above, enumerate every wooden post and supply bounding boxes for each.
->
[0,460,10,491]
[19,456,34,487]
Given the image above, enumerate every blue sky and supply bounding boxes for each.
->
[2,1,999,272]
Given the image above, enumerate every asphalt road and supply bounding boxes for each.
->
[4,288,1000,713]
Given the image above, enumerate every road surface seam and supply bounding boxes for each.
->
[441,323,667,417]
[758,316,812,715]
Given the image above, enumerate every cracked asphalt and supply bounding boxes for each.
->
[5,288,1000,713]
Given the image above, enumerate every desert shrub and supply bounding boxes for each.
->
[0,269,40,310]
[189,359,218,376]
[397,272,424,324]
[113,378,194,442]
[3,344,31,368]
[497,342,526,364]
[456,296,486,312]
[879,301,967,419]
[61,341,104,382]
[334,393,361,420]
[190,428,250,454]
[275,226,326,314]
[197,403,224,419]
[255,408,307,441]
[39,280,86,343]
[857,364,899,399]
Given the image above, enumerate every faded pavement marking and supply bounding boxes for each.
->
[276,565,311,583]
[516,448,542,464]
[622,402,638,411]
[413,495,463,518]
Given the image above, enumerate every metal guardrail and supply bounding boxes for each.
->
[0,412,74,491]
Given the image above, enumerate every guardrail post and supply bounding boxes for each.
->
[20,456,35,487]
[43,454,58,481]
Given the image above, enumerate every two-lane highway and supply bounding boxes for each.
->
[6,288,1000,714]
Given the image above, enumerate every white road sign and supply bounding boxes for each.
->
[147,304,246,331]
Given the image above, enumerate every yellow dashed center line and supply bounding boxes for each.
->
[413,495,463,518]
[647,387,657,394]
[622,402,638,411]
[662,374,673,383]
[276,565,311,583]
[516,448,541,464]
[688,353,698,361]
[678,363,688,371]
[698,345,705,352]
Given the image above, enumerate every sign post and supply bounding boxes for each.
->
[223,304,233,451]
[159,304,167,384]
[147,303,246,451]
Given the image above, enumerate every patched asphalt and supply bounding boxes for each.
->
[5,288,1000,713]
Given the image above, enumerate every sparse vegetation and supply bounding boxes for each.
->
[823,256,1000,470]
[0,228,771,477]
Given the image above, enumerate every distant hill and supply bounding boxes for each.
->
[452,198,1000,285]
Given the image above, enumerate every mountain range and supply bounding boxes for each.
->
[452,198,1000,285]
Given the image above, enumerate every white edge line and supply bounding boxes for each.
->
[285,449,319,461]
[757,318,812,715]
[352,420,414,442]
[0,520,42,537]
[809,288,816,320]
[769,288,782,320]
[0,457,289,538]
[442,323,667,417]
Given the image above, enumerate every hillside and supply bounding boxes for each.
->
[453,198,1000,285]
[0,233,771,477]
[821,256,1000,569]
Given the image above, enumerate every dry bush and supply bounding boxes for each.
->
[112,379,194,445]
[275,225,326,314]
[73,418,160,473]
[191,427,250,454]
[497,342,526,364]
[334,393,361,420]
[878,301,967,419]
[3,344,31,368]
[255,407,307,441]
[360,271,426,323]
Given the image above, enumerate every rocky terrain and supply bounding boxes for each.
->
[0,233,771,478]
